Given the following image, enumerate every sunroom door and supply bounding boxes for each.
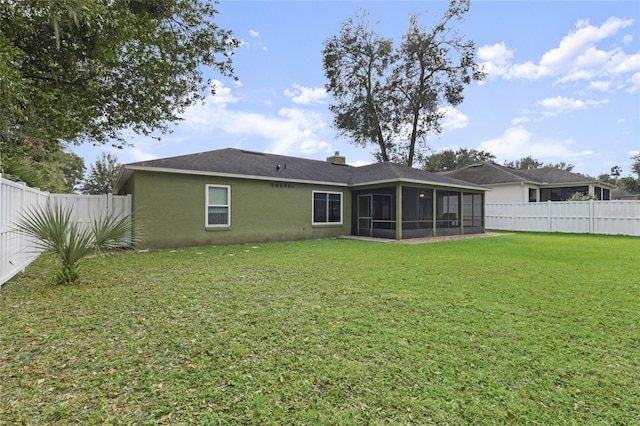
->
[357,195,372,236]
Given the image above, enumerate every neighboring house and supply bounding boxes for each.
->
[113,148,487,248]
[611,188,638,200]
[445,162,615,204]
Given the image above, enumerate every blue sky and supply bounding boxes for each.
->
[73,0,640,178]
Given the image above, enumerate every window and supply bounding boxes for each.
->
[528,188,537,202]
[436,190,460,228]
[402,187,433,230]
[463,193,483,227]
[540,186,588,201]
[313,191,342,224]
[206,185,230,227]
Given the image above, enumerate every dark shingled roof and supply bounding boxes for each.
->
[445,162,601,186]
[124,148,353,184]
[118,148,485,191]
[350,161,484,188]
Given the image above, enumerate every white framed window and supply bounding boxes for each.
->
[206,185,231,227]
[312,191,343,225]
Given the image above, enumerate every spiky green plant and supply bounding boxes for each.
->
[15,203,136,284]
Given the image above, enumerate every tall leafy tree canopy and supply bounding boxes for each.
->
[322,0,485,167]
[2,139,84,193]
[79,152,121,194]
[503,156,575,172]
[423,148,495,172]
[1,0,238,177]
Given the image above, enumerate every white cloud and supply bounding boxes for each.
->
[511,116,532,125]
[284,84,328,105]
[478,126,596,162]
[627,72,640,93]
[478,17,638,91]
[209,79,239,105]
[439,106,469,131]
[179,80,332,157]
[536,96,609,117]
[477,42,515,79]
[349,160,372,167]
[589,80,613,91]
[241,30,268,51]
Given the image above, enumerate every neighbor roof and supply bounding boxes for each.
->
[445,162,613,187]
[114,148,486,192]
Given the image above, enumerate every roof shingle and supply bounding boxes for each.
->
[121,148,485,191]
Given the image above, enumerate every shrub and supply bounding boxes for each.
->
[567,192,598,201]
[15,203,137,284]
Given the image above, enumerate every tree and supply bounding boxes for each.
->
[1,138,84,193]
[80,153,122,194]
[617,154,640,195]
[504,156,543,170]
[322,0,485,167]
[598,173,616,186]
[546,162,575,172]
[609,165,622,183]
[1,0,238,158]
[423,148,495,172]
[631,154,640,177]
[618,176,639,195]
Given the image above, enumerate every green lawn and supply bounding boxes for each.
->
[1,233,638,425]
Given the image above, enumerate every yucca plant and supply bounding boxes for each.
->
[15,203,137,284]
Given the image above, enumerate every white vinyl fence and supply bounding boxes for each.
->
[486,200,640,236]
[0,175,131,288]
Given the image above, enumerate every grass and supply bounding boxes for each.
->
[1,232,638,425]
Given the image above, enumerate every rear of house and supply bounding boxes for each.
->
[114,148,487,249]
[446,162,615,203]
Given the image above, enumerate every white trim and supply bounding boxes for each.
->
[312,190,343,225]
[205,184,231,228]
[350,178,486,192]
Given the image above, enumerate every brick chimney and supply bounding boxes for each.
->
[326,151,346,164]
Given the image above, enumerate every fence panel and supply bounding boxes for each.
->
[1,175,132,288]
[487,200,640,236]
[1,177,49,286]
[592,201,640,236]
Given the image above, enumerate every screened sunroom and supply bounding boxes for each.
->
[350,185,485,240]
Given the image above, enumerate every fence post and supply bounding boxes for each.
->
[547,201,552,232]
[107,193,113,216]
[589,199,594,234]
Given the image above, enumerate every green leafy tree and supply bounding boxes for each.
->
[546,162,575,172]
[1,137,84,193]
[631,154,640,177]
[80,152,122,194]
[505,156,575,171]
[616,154,640,195]
[15,203,137,284]
[0,0,238,158]
[598,173,616,186]
[322,0,485,167]
[618,176,639,195]
[423,148,495,172]
[609,165,622,183]
[504,156,543,170]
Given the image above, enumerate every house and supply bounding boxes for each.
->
[611,188,638,200]
[113,148,487,249]
[445,162,615,204]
